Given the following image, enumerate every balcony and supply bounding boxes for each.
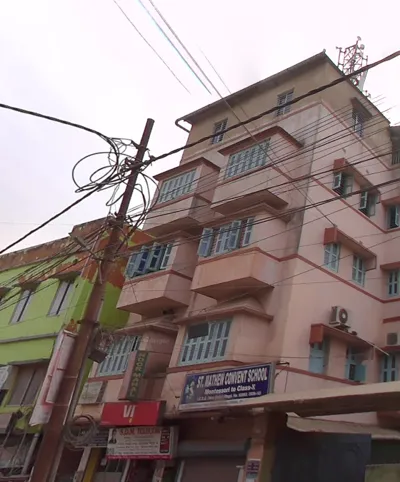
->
[117,270,191,316]
[144,194,214,237]
[211,166,289,215]
[191,248,277,299]
[143,158,219,237]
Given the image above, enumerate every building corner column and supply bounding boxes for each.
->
[242,411,287,482]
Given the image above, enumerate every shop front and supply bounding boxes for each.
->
[171,363,274,482]
[87,400,176,482]
[174,418,252,482]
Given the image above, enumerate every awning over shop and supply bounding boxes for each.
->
[260,381,400,417]
[287,415,400,440]
[193,381,400,417]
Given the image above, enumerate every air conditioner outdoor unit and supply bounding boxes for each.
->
[330,306,350,328]
[386,332,399,346]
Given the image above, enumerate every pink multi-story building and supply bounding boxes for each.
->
[74,52,400,482]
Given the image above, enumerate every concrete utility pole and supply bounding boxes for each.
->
[30,118,155,482]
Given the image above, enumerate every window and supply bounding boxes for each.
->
[97,336,141,377]
[179,320,231,366]
[8,364,47,406]
[211,119,227,144]
[352,256,366,286]
[381,354,398,382]
[10,289,34,324]
[332,172,353,197]
[276,90,294,116]
[359,191,377,217]
[48,280,74,316]
[392,150,400,166]
[309,340,329,374]
[157,170,196,204]
[126,243,173,279]
[225,142,269,179]
[388,205,400,229]
[388,270,400,296]
[352,109,364,136]
[324,243,340,272]
[345,348,366,382]
[198,218,254,257]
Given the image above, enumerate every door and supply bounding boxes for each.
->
[272,429,371,482]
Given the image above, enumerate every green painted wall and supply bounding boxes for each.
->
[0,258,93,364]
[0,244,131,418]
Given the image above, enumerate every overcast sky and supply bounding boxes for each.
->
[0,0,399,252]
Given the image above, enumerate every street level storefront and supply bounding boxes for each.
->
[173,417,252,482]
[170,363,400,482]
[173,364,275,482]
[87,401,174,482]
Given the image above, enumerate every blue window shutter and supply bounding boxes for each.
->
[354,364,366,383]
[345,357,350,379]
[309,343,325,374]
[198,228,214,257]
[227,221,242,250]
[160,244,173,269]
[125,253,139,278]
[146,244,163,272]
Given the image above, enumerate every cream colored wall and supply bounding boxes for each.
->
[181,63,328,161]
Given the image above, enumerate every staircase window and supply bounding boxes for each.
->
[352,256,366,286]
[345,348,366,382]
[324,243,340,272]
[309,340,329,374]
[332,172,353,197]
[211,119,227,144]
[277,90,294,116]
[381,354,398,382]
[352,109,364,137]
[359,191,377,217]
[388,205,400,229]
[388,270,400,296]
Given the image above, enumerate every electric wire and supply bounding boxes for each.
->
[111,0,191,94]
[0,224,107,291]
[136,0,212,94]
[134,143,396,233]
[143,103,392,218]
[150,49,400,163]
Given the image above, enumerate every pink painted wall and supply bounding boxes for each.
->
[114,59,398,427]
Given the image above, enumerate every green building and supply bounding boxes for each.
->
[0,218,149,478]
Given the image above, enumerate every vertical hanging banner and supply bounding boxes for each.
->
[29,330,76,426]
[127,351,148,401]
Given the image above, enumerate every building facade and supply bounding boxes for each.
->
[75,52,400,482]
[0,217,149,481]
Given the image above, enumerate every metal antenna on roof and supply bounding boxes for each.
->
[336,37,369,93]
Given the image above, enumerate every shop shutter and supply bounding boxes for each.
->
[180,457,245,482]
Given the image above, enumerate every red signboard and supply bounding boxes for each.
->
[101,401,164,427]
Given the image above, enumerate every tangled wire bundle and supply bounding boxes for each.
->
[63,414,99,448]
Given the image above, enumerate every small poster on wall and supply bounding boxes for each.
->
[106,426,178,460]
